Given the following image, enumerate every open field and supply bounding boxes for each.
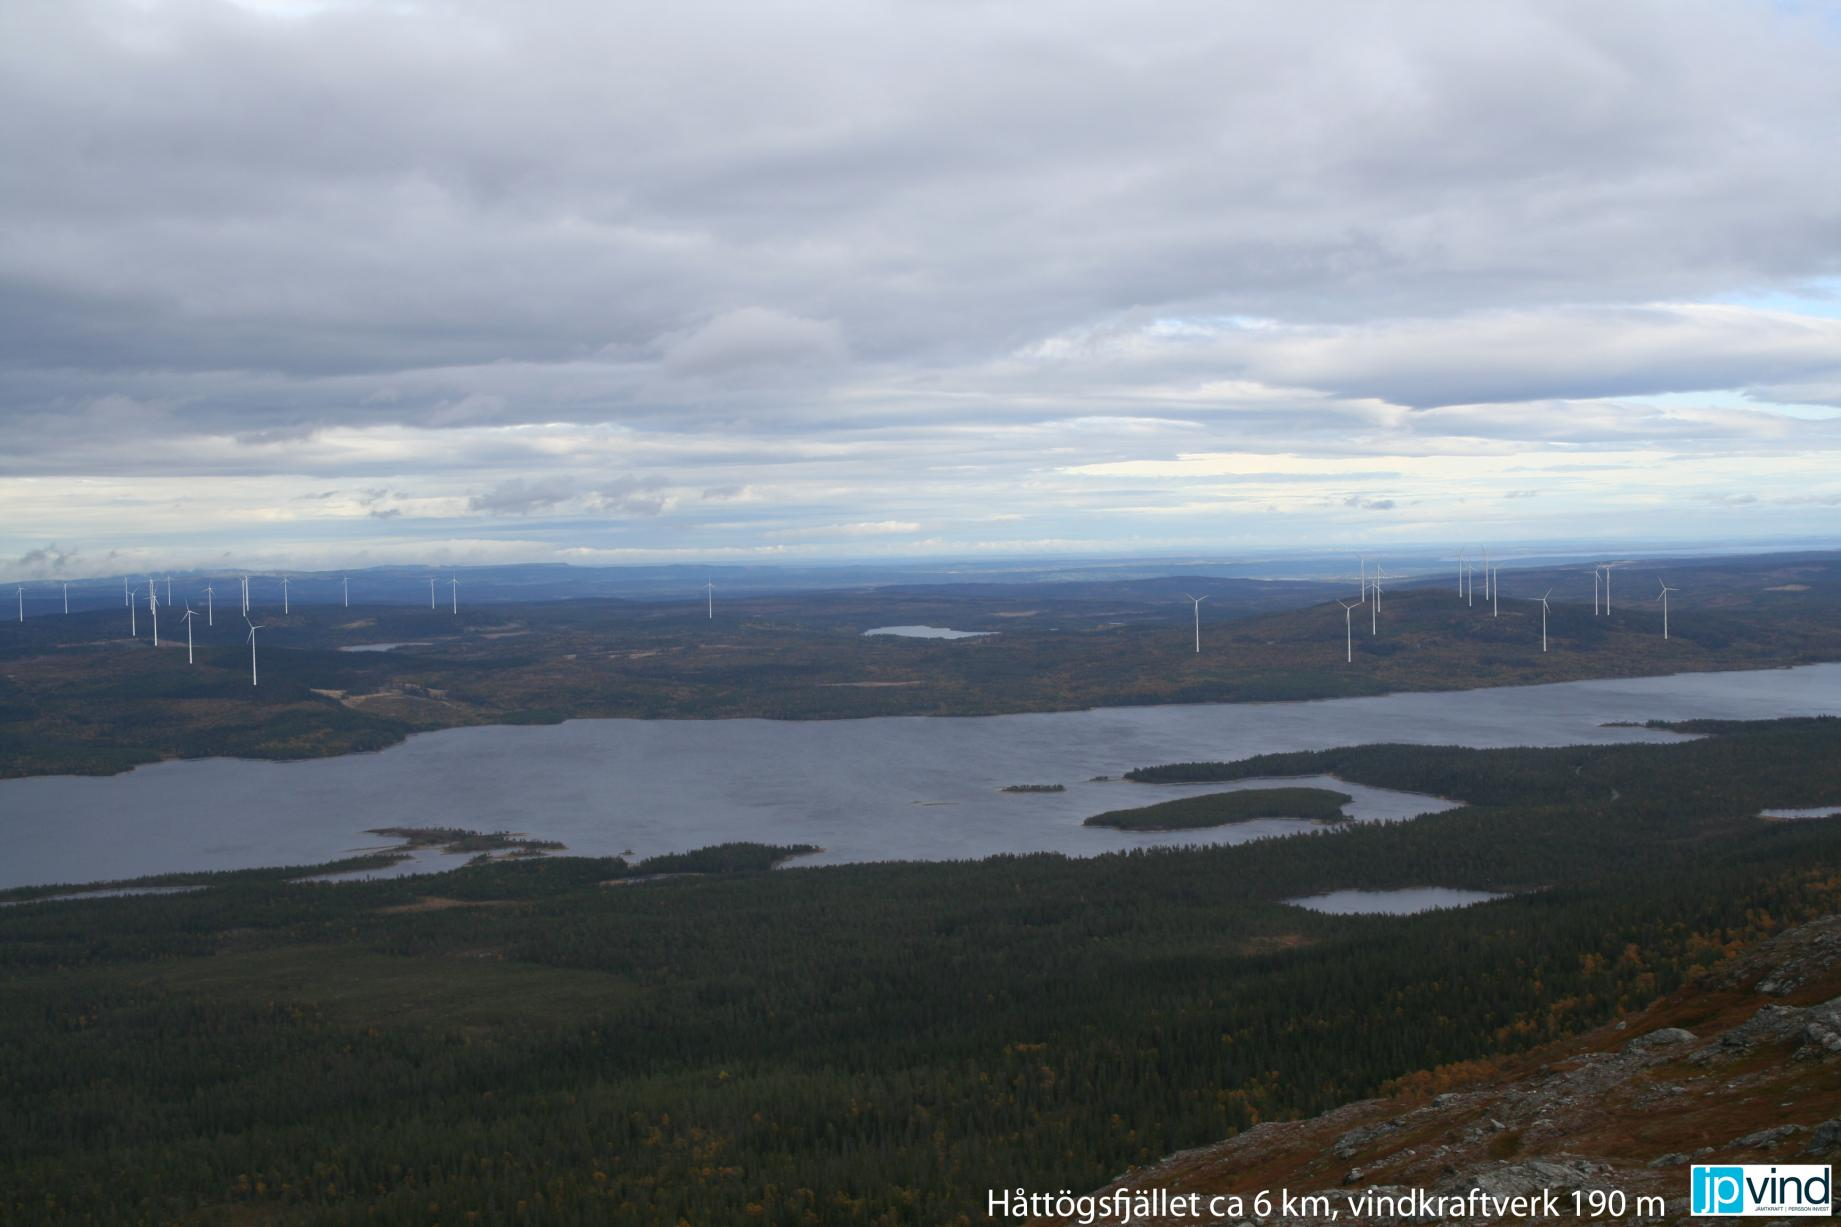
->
[4,551,1841,780]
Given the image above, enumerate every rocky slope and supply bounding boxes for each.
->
[1055,915,1841,1225]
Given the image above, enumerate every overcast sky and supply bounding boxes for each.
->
[5,0,1841,577]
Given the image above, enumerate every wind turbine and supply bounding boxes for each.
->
[1537,588,1551,653]
[1600,564,1616,614]
[130,597,137,637]
[205,584,215,627]
[1370,567,1387,635]
[63,582,68,614]
[342,576,349,608]
[1338,598,1362,663]
[122,576,130,608]
[705,580,715,619]
[429,577,436,610]
[1657,578,1679,639]
[1592,568,1601,615]
[165,574,172,606]
[282,576,290,615]
[1491,566,1499,618]
[241,575,250,615]
[450,577,459,615]
[1456,549,1466,600]
[181,605,197,664]
[1358,554,1368,602]
[244,616,266,686]
[14,586,20,623]
[1482,547,1491,602]
[1182,593,1207,653]
[148,578,159,647]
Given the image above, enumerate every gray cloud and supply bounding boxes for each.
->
[3,1,1841,564]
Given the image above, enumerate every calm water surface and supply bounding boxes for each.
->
[1286,888,1508,915]
[3,663,1838,889]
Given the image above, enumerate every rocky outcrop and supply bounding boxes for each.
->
[1051,915,1841,1226]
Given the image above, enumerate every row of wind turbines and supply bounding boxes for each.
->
[14,570,727,688]
[1183,553,1686,662]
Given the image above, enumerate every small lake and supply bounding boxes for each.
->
[862,625,993,639]
[1759,806,1841,821]
[1286,888,1508,915]
[338,641,435,653]
[3,663,1840,889]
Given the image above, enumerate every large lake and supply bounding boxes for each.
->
[3,664,1839,889]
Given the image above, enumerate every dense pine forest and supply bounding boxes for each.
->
[4,719,1841,1224]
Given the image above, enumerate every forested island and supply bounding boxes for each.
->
[1083,785,1351,829]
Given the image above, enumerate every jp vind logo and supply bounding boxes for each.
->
[1691,1165,1832,1216]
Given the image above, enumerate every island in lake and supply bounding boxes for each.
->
[1083,786,1353,831]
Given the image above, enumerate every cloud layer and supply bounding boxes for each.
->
[4,0,1841,573]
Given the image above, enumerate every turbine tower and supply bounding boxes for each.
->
[165,574,172,606]
[130,597,137,637]
[148,578,159,647]
[1338,598,1362,663]
[1182,593,1207,654]
[342,576,349,608]
[1657,578,1679,639]
[1593,568,1601,616]
[181,605,197,664]
[205,584,215,627]
[1456,549,1465,600]
[282,576,290,615]
[1370,567,1387,635]
[1482,547,1491,602]
[63,582,68,614]
[429,577,436,610]
[705,580,715,619]
[1491,566,1499,618]
[450,577,459,615]
[1537,588,1552,653]
[245,617,266,686]
[1601,564,1616,614]
[14,586,20,623]
[123,576,130,608]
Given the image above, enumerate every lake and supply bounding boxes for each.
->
[1286,888,1508,915]
[862,625,993,639]
[3,663,1839,889]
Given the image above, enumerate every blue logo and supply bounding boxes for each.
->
[1693,1167,1745,1215]
[1692,1165,1832,1216]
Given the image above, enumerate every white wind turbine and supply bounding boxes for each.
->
[14,586,20,623]
[130,596,137,637]
[1657,578,1679,639]
[1370,566,1388,635]
[1358,554,1368,602]
[63,582,68,614]
[241,575,250,615]
[1338,598,1363,663]
[450,577,459,615]
[1182,593,1207,653]
[1482,547,1491,603]
[1455,549,1466,600]
[1600,564,1617,614]
[244,616,266,686]
[342,576,349,608]
[1537,588,1552,653]
[429,577,436,610]
[1491,566,1500,618]
[1592,568,1601,616]
[705,580,715,619]
[148,578,159,647]
[165,575,172,606]
[205,584,215,627]
[282,576,290,615]
[181,604,197,664]
[122,576,130,608]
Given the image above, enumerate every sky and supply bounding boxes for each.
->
[4,0,1841,578]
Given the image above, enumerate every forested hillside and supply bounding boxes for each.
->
[3,720,1840,1224]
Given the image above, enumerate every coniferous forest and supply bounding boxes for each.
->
[3,719,1841,1224]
